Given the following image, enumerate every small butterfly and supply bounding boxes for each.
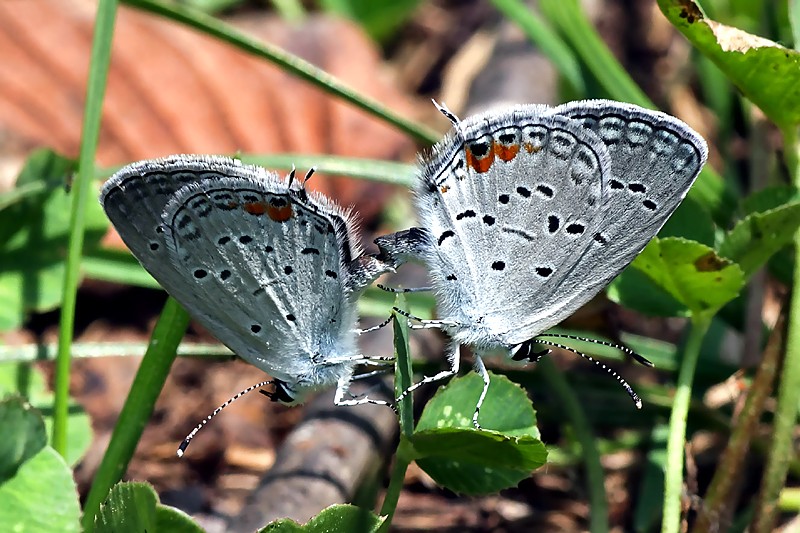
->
[376,100,708,426]
[101,155,396,453]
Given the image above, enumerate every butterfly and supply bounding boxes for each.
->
[376,100,708,426]
[101,155,397,452]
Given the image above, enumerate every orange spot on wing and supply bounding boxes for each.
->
[466,142,495,173]
[494,142,520,162]
[440,185,450,193]
[266,204,293,222]
[243,201,268,215]
[524,142,542,154]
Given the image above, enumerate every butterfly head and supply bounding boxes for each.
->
[259,379,300,405]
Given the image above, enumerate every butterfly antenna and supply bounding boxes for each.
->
[536,333,653,367]
[534,339,644,409]
[356,313,395,335]
[287,166,297,188]
[177,380,273,457]
[377,283,432,293]
[432,99,461,127]
[303,167,316,185]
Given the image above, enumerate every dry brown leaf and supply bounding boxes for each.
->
[0,1,417,222]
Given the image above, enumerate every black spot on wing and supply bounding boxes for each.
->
[566,223,585,235]
[547,215,559,233]
[438,230,455,245]
[535,184,554,198]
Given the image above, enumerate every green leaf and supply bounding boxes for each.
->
[0,396,47,483]
[658,195,716,247]
[0,150,108,331]
[0,148,74,212]
[259,504,385,533]
[608,265,689,317]
[94,482,203,533]
[718,200,800,277]
[0,446,81,532]
[0,363,92,466]
[658,0,800,129]
[739,186,799,217]
[412,373,547,495]
[628,237,745,315]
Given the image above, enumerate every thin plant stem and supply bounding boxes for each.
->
[52,0,118,457]
[81,297,190,532]
[692,307,786,532]
[378,298,414,531]
[661,314,712,533]
[751,125,800,533]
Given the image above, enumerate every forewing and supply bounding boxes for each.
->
[100,155,234,308]
[101,156,362,383]
[415,107,613,343]
[161,175,359,380]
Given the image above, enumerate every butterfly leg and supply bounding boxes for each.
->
[396,341,460,402]
[323,355,394,366]
[472,355,490,429]
[351,367,393,381]
[392,307,458,330]
[334,375,397,412]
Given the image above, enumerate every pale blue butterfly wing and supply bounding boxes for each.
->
[384,100,707,348]
[101,155,389,401]
[540,100,708,333]
[412,107,616,348]
[375,100,707,424]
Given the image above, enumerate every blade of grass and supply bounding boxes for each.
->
[0,341,230,363]
[270,0,306,22]
[539,0,738,226]
[238,154,415,186]
[80,296,190,532]
[488,0,585,94]
[378,296,414,532]
[539,0,650,107]
[52,0,118,457]
[537,357,609,533]
[791,0,800,47]
[119,0,438,145]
